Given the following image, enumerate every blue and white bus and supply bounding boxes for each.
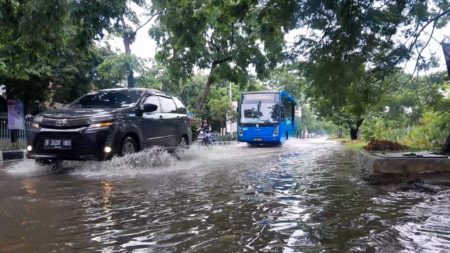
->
[237,91,298,145]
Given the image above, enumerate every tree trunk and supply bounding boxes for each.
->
[121,16,135,88]
[198,63,217,113]
[442,131,450,154]
[127,69,135,88]
[349,119,364,140]
[337,129,343,138]
[349,128,358,140]
[123,37,135,88]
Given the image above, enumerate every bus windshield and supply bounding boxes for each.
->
[240,93,279,124]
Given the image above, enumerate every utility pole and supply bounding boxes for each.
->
[229,81,232,104]
[226,81,232,134]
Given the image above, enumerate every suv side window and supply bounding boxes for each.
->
[173,97,187,114]
[159,96,177,113]
[143,96,160,113]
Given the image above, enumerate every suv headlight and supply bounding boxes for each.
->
[33,115,44,123]
[88,115,114,124]
[88,115,114,128]
[31,115,43,128]
[88,121,113,128]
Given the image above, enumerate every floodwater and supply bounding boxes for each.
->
[0,138,449,253]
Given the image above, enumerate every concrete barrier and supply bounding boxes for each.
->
[359,151,450,183]
[0,150,25,161]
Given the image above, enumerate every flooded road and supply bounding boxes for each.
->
[1,138,449,252]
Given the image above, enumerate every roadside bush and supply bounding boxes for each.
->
[361,111,449,150]
[364,139,408,151]
[400,111,449,149]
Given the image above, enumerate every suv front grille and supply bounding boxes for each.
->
[41,117,90,129]
[33,132,96,155]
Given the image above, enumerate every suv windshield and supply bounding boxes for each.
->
[69,90,144,109]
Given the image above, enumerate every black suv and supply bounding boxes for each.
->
[27,88,192,162]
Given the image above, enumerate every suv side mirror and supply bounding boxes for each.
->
[143,103,158,113]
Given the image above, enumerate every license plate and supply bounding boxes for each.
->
[253,138,262,142]
[44,139,72,150]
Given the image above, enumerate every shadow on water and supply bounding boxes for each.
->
[0,138,450,252]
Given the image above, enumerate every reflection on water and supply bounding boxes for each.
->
[0,139,449,252]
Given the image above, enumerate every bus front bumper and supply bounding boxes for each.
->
[238,135,280,144]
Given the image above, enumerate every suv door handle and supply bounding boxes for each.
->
[159,115,164,120]
[176,116,180,120]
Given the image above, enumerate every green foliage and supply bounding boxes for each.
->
[361,111,450,149]
[206,82,239,128]
[358,74,450,149]
[149,0,297,109]
[0,0,137,105]
[285,0,450,140]
[136,63,170,90]
[97,54,147,85]
[264,66,305,100]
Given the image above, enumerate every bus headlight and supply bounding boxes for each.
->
[273,125,279,136]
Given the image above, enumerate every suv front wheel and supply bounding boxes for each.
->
[179,136,189,149]
[120,137,137,156]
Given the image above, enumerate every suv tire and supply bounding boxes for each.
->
[121,136,137,156]
[179,136,189,149]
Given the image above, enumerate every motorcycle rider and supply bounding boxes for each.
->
[200,119,212,144]
[201,119,211,132]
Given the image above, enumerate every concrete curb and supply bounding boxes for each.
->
[359,150,450,183]
[0,150,25,161]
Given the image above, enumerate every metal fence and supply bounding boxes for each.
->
[0,117,32,150]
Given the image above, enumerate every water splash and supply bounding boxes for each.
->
[70,143,255,178]
[3,159,48,176]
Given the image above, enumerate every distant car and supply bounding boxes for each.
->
[27,88,192,163]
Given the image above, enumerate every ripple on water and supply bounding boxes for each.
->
[394,190,450,252]
[2,139,450,253]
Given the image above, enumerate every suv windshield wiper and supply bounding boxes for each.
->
[80,105,113,108]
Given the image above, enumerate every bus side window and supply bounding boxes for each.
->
[291,105,295,121]
[285,102,292,121]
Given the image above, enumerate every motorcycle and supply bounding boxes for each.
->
[198,130,215,145]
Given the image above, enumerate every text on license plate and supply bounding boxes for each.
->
[253,138,262,142]
[44,139,72,149]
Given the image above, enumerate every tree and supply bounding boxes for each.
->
[279,1,450,140]
[97,53,148,88]
[149,0,297,113]
[105,0,159,88]
[0,0,144,106]
[206,82,240,130]
[264,66,305,100]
